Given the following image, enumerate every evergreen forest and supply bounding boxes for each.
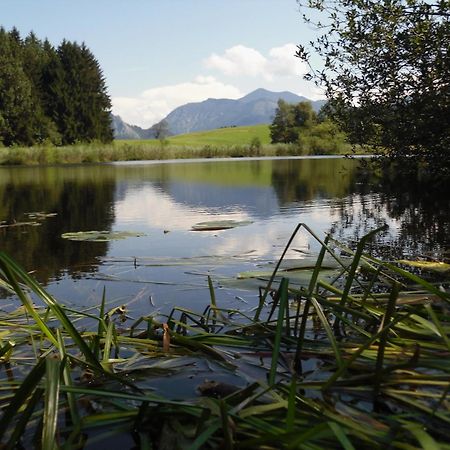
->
[0,27,113,147]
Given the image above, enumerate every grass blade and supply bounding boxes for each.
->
[328,421,356,450]
[334,225,388,332]
[269,278,289,385]
[374,282,400,408]
[42,357,61,450]
[0,357,46,438]
[311,297,343,370]
[0,252,103,371]
[4,388,44,450]
[286,376,297,433]
[294,235,329,372]
[404,423,441,450]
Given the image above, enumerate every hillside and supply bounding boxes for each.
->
[112,88,326,139]
[122,124,271,147]
[163,88,325,135]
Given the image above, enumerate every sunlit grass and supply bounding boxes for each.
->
[122,124,272,147]
[0,124,362,166]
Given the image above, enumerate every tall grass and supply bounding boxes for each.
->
[0,141,350,166]
[0,123,362,166]
[0,225,448,448]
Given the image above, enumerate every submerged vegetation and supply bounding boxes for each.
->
[0,224,448,448]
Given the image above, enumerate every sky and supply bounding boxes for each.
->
[1,0,323,128]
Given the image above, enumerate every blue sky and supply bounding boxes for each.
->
[2,0,322,127]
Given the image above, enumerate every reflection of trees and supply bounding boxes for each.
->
[0,158,447,291]
[271,158,357,204]
[329,168,450,259]
[0,167,115,284]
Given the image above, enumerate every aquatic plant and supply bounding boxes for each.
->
[0,224,448,448]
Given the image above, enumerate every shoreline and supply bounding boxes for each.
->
[0,141,367,167]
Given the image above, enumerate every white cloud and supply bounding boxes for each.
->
[112,43,323,128]
[204,43,308,81]
[115,185,252,232]
[112,76,242,128]
[267,44,308,77]
[205,45,267,77]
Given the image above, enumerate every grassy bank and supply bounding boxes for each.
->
[0,124,357,166]
[0,224,448,448]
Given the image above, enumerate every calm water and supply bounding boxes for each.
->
[0,157,448,316]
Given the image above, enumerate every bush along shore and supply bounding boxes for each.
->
[0,224,448,448]
[0,132,357,166]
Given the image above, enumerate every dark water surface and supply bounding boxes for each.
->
[0,156,448,316]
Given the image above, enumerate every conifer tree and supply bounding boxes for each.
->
[0,28,113,147]
[0,28,36,146]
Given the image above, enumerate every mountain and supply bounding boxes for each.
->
[111,115,168,140]
[163,88,326,135]
[111,115,146,140]
[111,89,327,139]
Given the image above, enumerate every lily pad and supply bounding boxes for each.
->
[25,212,58,220]
[61,230,146,242]
[191,220,253,231]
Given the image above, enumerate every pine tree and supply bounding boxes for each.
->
[44,40,113,145]
[0,28,112,147]
[0,28,36,146]
[22,32,60,144]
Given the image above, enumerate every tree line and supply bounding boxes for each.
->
[0,27,113,147]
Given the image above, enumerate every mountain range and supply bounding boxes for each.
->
[112,88,326,139]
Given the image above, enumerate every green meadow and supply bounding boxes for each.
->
[0,124,358,166]
[121,124,272,147]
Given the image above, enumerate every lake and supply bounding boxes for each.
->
[0,156,448,317]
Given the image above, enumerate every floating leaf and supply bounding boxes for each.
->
[191,220,253,231]
[61,230,146,242]
[25,212,58,220]
[0,221,41,229]
[397,259,450,273]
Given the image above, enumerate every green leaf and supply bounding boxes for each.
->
[404,424,441,450]
[42,357,61,450]
[0,357,46,437]
[328,422,356,450]
[191,220,252,231]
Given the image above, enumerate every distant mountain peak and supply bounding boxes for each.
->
[112,89,327,139]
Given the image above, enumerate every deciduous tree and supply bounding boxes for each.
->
[297,0,450,175]
[270,100,317,143]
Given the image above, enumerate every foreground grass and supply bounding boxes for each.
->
[0,124,357,166]
[0,224,448,448]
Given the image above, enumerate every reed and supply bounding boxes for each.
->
[0,225,448,448]
[0,138,358,166]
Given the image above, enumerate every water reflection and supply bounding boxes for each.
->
[0,158,448,312]
[329,167,450,259]
[0,166,115,283]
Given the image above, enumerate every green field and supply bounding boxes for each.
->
[0,123,358,166]
[120,124,271,147]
